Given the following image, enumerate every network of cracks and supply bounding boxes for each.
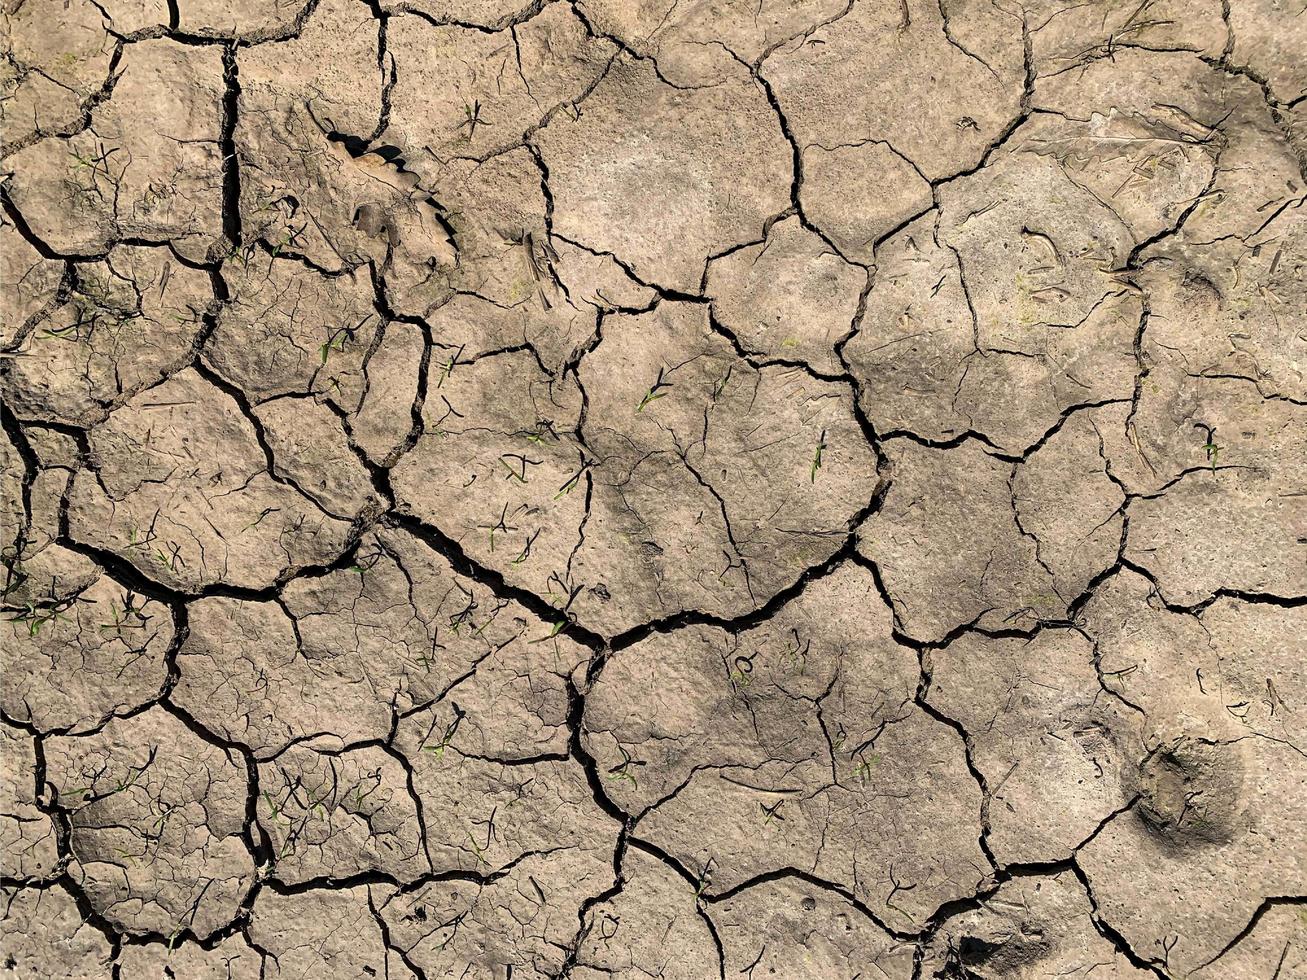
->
[2,0,1306,977]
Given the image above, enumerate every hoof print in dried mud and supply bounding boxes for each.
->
[1133,738,1246,847]
[2,1,1305,977]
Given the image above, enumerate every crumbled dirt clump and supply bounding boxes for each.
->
[2,1,1305,977]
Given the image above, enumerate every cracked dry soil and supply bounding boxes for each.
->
[1,1,1305,978]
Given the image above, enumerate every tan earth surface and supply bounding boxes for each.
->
[2,0,1306,977]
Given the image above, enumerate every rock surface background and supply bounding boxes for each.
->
[2,0,1305,977]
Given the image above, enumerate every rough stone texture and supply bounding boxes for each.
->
[2,2,1304,977]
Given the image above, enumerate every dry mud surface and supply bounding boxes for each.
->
[1,0,1306,977]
